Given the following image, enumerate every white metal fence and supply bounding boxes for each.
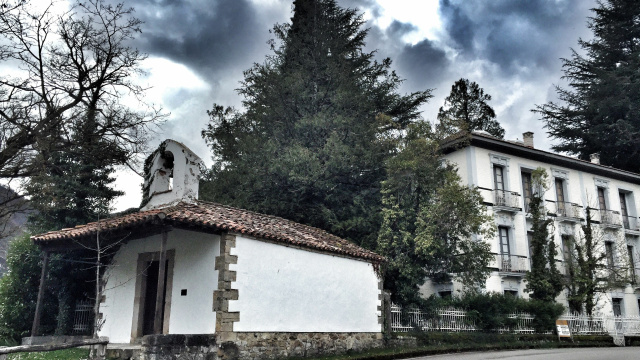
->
[390,305,640,337]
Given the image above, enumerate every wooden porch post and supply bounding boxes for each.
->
[31,251,50,337]
[153,228,168,334]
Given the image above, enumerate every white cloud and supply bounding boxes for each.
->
[141,57,211,99]
[370,0,442,43]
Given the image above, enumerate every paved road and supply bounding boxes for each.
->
[409,347,638,360]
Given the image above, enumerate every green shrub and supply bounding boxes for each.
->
[0,235,96,343]
[416,292,564,333]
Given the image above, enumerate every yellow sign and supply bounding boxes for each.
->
[556,319,571,338]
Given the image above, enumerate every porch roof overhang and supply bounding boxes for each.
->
[31,201,385,264]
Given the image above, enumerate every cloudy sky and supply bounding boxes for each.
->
[110,0,596,211]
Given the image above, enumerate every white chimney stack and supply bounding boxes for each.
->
[523,132,534,148]
[590,153,600,165]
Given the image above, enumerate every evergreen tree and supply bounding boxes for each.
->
[26,117,125,232]
[536,0,640,172]
[201,0,431,248]
[525,168,563,302]
[376,123,495,306]
[437,78,504,139]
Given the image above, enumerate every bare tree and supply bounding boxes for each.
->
[0,0,165,243]
[0,0,164,179]
[564,206,631,315]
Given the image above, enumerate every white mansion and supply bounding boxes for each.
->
[420,131,640,317]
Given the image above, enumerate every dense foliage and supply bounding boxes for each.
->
[436,78,504,139]
[25,119,124,233]
[0,235,94,342]
[524,169,563,302]
[202,0,495,305]
[376,124,494,305]
[421,292,565,333]
[200,0,431,249]
[536,0,640,172]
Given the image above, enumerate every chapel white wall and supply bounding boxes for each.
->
[98,230,219,343]
[229,236,381,332]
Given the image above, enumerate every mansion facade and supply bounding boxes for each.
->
[420,131,640,317]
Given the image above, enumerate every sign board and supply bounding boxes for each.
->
[556,319,572,340]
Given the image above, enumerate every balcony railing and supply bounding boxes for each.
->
[494,254,528,273]
[622,215,640,231]
[555,201,582,220]
[494,190,521,209]
[599,209,622,227]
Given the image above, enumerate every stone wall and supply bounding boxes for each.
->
[218,332,384,360]
[141,334,217,360]
[112,332,383,360]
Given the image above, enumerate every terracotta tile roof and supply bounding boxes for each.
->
[32,201,385,263]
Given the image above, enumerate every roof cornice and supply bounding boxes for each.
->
[443,132,640,184]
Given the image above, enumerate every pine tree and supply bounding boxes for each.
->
[437,78,504,139]
[26,116,125,232]
[536,0,640,172]
[201,0,431,248]
[525,168,563,302]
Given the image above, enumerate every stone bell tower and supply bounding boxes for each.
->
[141,139,204,210]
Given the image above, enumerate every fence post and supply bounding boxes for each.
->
[384,292,392,334]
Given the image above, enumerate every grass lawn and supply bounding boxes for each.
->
[6,348,89,360]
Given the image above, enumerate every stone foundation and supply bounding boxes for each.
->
[112,332,382,360]
[220,332,384,360]
[140,334,217,360]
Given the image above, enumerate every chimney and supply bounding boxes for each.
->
[590,153,600,165]
[141,139,204,210]
[523,132,534,148]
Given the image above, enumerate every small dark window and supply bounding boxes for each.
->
[504,290,518,297]
[438,291,452,299]
[605,242,615,269]
[181,289,187,296]
[598,187,607,210]
[612,298,623,317]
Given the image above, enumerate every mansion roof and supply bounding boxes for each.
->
[442,131,640,184]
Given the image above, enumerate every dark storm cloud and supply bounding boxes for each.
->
[122,0,284,83]
[360,20,448,93]
[395,38,448,92]
[439,0,592,73]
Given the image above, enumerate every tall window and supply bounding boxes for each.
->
[562,235,573,278]
[499,227,510,257]
[620,192,629,228]
[605,242,615,269]
[527,232,534,268]
[598,187,607,210]
[494,166,505,191]
[556,178,566,215]
[494,165,506,206]
[522,172,532,211]
[561,235,572,263]
[628,245,636,283]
